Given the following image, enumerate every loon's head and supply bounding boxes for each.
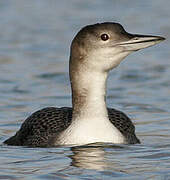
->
[70,22,165,72]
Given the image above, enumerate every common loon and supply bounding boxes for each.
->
[4,22,165,147]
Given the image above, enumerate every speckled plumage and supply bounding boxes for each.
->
[4,107,140,147]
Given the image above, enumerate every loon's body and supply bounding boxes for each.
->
[4,22,165,147]
[4,107,138,147]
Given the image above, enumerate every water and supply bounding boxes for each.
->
[0,0,170,179]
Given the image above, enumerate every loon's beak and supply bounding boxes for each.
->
[118,34,165,51]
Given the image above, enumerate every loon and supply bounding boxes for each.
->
[4,22,165,147]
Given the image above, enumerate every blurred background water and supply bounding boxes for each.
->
[0,0,169,179]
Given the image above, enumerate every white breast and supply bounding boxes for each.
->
[57,116,125,146]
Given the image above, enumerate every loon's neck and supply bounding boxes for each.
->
[71,68,108,120]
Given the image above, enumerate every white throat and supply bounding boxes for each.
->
[74,71,108,117]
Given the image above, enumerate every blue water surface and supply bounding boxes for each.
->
[0,0,170,179]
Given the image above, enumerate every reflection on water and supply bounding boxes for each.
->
[71,144,109,170]
[0,0,170,179]
[70,144,132,172]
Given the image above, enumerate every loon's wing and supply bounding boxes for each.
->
[4,107,72,147]
[107,108,140,144]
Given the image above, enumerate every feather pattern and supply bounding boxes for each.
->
[4,107,140,147]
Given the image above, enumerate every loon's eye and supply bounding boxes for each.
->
[101,34,109,41]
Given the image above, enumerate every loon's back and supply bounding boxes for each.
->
[4,107,140,147]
